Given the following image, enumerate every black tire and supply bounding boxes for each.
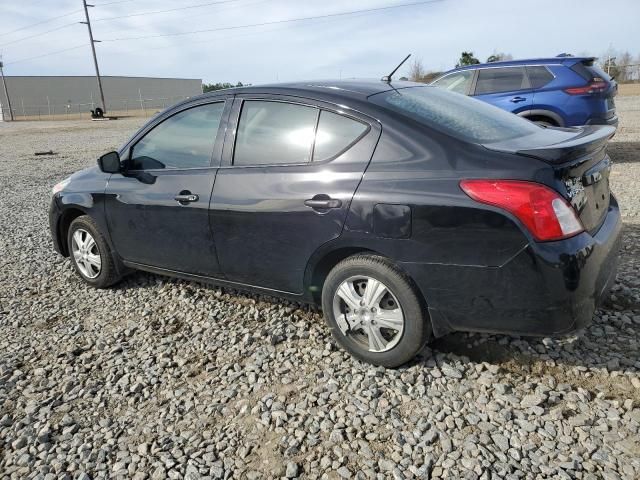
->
[67,215,122,288]
[321,254,431,368]
[533,120,555,128]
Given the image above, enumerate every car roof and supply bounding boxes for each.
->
[193,78,427,102]
[448,56,595,72]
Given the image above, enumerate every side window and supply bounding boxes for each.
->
[313,111,367,161]
[527,66,554,88]
[130,103,224,170]
[431,71,474,94]
[474,67,527,95]
[234,101,318,166]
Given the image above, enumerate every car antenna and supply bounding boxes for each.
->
[381,54,411,83]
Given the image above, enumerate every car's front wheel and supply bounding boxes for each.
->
[322,254,431,367]
[67,215,122,288]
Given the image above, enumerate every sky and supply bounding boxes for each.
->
[0,0,639,84]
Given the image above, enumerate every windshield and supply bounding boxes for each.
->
[370,86,541,144]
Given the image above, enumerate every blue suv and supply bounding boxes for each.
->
[431,57,618,127]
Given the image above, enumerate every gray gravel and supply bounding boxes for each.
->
[1,99,639,480]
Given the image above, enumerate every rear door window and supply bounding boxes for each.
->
[526,66,554,88]
[233,101,318,166]
[474,67,527,95]
[431,71,474,94]
[313,110,368,161]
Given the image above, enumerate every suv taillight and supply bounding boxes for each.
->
[564,79,608,95]
[460,180,584,242]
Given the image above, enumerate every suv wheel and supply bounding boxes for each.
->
[68,215,122,288]
[322,254,431,367]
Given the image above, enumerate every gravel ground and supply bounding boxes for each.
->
[0,98,639,480]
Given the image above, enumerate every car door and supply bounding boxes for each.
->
[105,98,231,276]
[472,66,533,113]
[209,95,381,293]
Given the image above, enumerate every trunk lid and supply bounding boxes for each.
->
[484,125,616,234]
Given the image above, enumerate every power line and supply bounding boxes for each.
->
[101,0,444,42]
[92,0,246,22]
[93,0,136,5]
[2,0,444,67]
[4,44,86,66]
[0,9,82,38]
[0,22,80,48]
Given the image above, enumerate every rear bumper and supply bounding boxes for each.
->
[401,195,623,337]
[587,114,618,128]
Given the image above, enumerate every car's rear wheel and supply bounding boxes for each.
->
[322,254,431,367]
[67,215,122,288]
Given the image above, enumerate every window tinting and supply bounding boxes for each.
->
[431,70,474,94]
[475,67,527,95]
[570,61,611,82]
[527,66,554,88]
[130,103,224,170]
[313,111,367,161]
[370,86,540,144]
[234,101,318,165]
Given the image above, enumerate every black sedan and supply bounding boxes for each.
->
[49,80,622,367]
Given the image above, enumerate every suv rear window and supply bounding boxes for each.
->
[570,60,611,82]
[526,66,554,88]
[475,67,527,95]
[370,86,540,144]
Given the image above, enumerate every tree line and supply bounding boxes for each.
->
[202,82,248,93]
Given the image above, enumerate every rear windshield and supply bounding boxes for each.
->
[370,86,540,144]
[570,60,612,82]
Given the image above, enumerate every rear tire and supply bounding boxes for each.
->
[526,115,558,128]
[67,215,122,288]
[321,254,431,367]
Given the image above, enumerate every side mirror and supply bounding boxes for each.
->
[98,151,121,173]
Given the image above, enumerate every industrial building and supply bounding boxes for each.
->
[0,75,202,120]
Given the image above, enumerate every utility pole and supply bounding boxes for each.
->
[0,58,15,121]
[81,0,106,114]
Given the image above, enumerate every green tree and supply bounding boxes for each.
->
[486,52,513,63]
[203,81,246,93]
[456,51,480,67]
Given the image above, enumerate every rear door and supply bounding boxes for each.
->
[472,66,533,113]
[209,95,381,293]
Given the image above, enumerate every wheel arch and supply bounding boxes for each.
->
[304,245,431,316]
[518,109,565,127]
[305,246,378,305]
[56,207,88,257]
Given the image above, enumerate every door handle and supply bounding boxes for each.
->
[304,197,342,210]
[510,96,526,103]
[174,193,199,204]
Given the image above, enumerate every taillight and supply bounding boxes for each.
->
[564,80,608,95]
[460,180,584,241]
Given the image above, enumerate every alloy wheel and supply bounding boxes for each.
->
[332,276,405,353]
[71,229,102,279]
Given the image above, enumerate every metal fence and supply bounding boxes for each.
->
[0,93,194,121]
